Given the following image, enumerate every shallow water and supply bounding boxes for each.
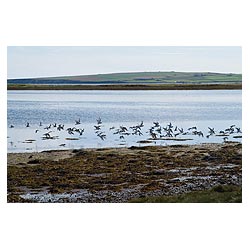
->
[7,90,242,152]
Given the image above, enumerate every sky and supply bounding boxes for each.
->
[7,46,242,79]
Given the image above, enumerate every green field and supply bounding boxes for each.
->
[129,185,242,203]
[8,71,242,85]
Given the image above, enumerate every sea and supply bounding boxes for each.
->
[7,90,242,152]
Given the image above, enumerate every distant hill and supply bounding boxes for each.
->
[8,71,242,85]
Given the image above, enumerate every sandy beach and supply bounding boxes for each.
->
[7,142,242,203]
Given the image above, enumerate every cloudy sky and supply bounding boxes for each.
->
[7,46,242,79]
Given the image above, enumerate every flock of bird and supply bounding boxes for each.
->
[9,118,242,146]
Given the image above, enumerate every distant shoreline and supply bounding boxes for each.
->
[7,83,242,91]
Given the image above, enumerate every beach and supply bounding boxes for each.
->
[8,142,242,203]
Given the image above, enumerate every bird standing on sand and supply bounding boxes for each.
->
[43,131,52,139]
[223,136,228,142]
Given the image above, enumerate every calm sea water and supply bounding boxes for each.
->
[7,90,242,152]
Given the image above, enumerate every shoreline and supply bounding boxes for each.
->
[8,142,242,203]
[7,83,242,91]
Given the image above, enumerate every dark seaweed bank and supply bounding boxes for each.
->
[8,142,242,203]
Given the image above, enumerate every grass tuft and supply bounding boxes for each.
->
[129,185,242,203]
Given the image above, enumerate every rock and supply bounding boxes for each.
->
[27,159,40,164]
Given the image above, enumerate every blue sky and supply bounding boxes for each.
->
[7,46,242,79]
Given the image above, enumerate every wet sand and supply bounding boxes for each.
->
[7,142,242,203]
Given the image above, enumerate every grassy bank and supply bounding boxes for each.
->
[7,83,242,91]
[8,71,242,85]
[7,71,242,90]
[129,185,242,203]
